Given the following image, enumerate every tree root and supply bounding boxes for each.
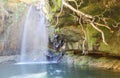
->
[62,0,109,45]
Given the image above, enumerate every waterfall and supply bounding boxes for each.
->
[20,6,48,62]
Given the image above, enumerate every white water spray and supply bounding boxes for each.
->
[20,6,48,62]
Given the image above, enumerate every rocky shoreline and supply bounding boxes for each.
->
[63,53,120,72]
[0,55,19,64]
[1,53,120,72]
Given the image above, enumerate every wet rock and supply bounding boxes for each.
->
[64,54,120,72]
[0,55,19,64]
[0,60,16,64]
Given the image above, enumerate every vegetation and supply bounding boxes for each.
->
[0,0,27,55]
[0,0,120,55]
[49,0,120,54]
[0,0,120,71]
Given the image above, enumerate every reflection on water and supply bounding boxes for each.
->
[0,63,120,78]
[10,72,47,78]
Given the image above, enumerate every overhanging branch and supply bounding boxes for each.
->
[62,0,93,19]
[62,0,109,45]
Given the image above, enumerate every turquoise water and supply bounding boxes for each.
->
[0,63,120,78]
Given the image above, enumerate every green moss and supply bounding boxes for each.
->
[74,56,88,65]
[80,3,103,15]
[51,0,62,13]
[86,24,98,50]
[52,0,120,55]
[100,36,120,54]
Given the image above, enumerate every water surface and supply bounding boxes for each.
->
[0,63,120,78]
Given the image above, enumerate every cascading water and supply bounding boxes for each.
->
[20,6,48,62]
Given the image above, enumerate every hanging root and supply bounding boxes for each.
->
[55,1,64,26]
[79,17,88,54]
[61,0,110,45]
[82,33,88,55]
[90,22,108,45]
[67,0,83,10]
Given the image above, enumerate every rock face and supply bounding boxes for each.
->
[55,24,120,55]
[50,0,120,55]
[58,26,85,50]
[48,0,120,71]
[63,54,120,71]
[0,0,120,56]
[0,1,27,55]
[0,55,19,64]
[0,0,50,56]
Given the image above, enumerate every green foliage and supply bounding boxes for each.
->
[56,0,62,8]
[1,0,8,3]
[47,0,62,22]
[55,27,61,33]
[15,3,27,21]
[80,3,103,15]
[50,0,62,13]
[51,0,120,53]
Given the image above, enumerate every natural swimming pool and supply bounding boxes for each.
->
[0,63,120,78]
